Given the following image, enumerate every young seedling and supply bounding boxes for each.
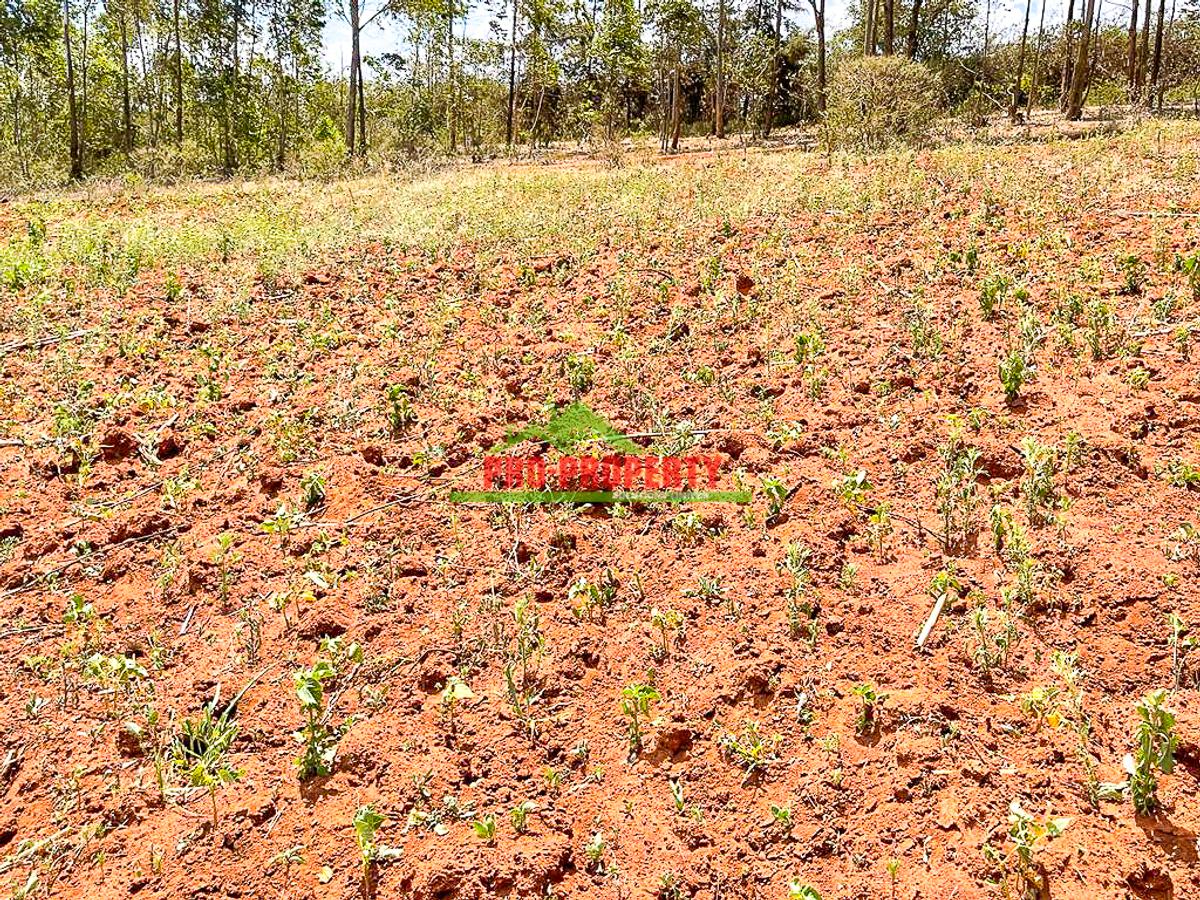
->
[832,470,871,507]
[650,607,684,660]
[866,502,894,560]
[968,606,1020,674]
[934,442,981,553]
[169,700,241,827]
[384,384,417,432]
[300,471,326,510]
[1167,613,1197,688]
[986,800,1071,898]
[669,778,685,813]
[1126,689,1178,815]
[510,800,536,833]
[852,683,888,734]
[788,882,822,900]
[583,831,607,873]
[720,721,780,781]
[620,682,660,755]
[440,676,475,741]
[472,814,497,844]
[760,473,789,523]
[999,346,1033,403]
[1019,437,1059,526]
[352,805,401,877]
[294,638,363,779]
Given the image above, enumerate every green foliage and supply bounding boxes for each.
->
[620,682,660,754]
[294,637,363,779]
[169,702,241,825]
[823,56,942,152]
[1127,690,1177,815]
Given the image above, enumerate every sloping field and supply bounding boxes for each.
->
[1,124,1199,899]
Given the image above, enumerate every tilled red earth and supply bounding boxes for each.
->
[1,134,1199,900]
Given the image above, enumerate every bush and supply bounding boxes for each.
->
[823,56,943,152]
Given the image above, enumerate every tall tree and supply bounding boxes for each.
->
[64,0,83,178]
[1009,0,1031,120]
[807,0,824,111]
[1059,0,1074,109]
[1065,0,1095,118]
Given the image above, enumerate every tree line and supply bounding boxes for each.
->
[1,0,1198,184]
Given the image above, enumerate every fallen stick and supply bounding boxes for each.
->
[915,592,947,650]
[0,328,94,356]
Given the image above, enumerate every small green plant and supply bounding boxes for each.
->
[1127,689,1178,815]
[569,569,619,620]
[169,701,241,827]
[778,542,818,644]
[671,510,704,544]
[620,682,661,755]
[563,352,595,395]
[969,606,1020,674]
[1117,252,1146,295]
[720,721,780,779]
[1167,613,1197,688]
[1175,251,1200,300]
[300,471,327,509]
[852,682,888,733]
[769,803,792,827]
[650,607,684,660]
[788,882,822,900]
[865,502,894,560]
[935,440,981,553]
[473,813,497,843]
[989,504,1031,565]
[384,384,416,432]
[212,532,241,604]
[793,330,824,366]
[979,272,1012,320]
[999,346,1034,402]
[1019,438,1059,526]
[584,831,607,872]
[985,800,1071,898]
[1158,458,1200,489]
[669,778,685,812]
[832,469,871,507]
[353,805,401,875]
[510,800,536,833]
[294,638,363,779]
[761,473,789,522]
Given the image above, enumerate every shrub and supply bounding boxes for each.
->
[823,57,942,152]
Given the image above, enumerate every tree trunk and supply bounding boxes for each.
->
[883,0,894,53]
[864,0,875,54]
[65,0,83,180]
[1149,0,1165,107]
[764,0,781,135]
[1147,0,1166,109]
[119,7,133,152]
[1027,0,1049,117]
[447,0,457,152]
[905,0,921,57]
[506,0,517,146]
[1065,0,1095,119]
[1126,0,1139,95]
[346,0,359,155]
[357,54,366,154]
[1137,0,1152,95]
[1060,0,1075,110]
[715,0,726,136]
[1010,0,1032,120]
[811,0,826,110]
[669,49,681,151]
